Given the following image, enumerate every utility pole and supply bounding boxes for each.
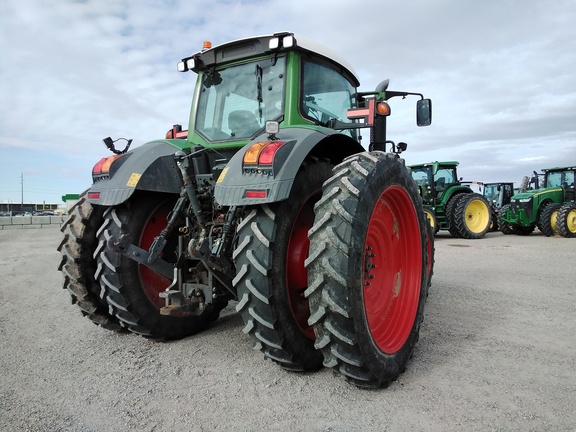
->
[21,173,24,212]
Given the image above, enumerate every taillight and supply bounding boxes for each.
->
[258,142,284,165]
[243,142,269,165]
[101,154,122,173]
[92,158,107,176]
[242,141,286,166]
[92,155,122,177]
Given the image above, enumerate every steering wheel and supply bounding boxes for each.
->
[304,101,341,124]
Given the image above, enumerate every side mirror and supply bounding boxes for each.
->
[416,99,432,127]
[397,142,408,152]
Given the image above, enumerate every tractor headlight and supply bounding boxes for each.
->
[518,198,531,203]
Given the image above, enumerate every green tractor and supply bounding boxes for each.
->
[498,166,576,237]
[482,182,514,231]
[409,161,491,238]
[58,32,434,388]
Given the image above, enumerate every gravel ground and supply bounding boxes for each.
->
[1,227,575,431]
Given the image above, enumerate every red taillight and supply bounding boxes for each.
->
[93,155,121,176]
[243,141,286,166]
[88,192,100,200]
[92,158,107,175]
[245,190,267,199]
[258,141,285,165]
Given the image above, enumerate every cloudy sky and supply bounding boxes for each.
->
[1,0,575,205]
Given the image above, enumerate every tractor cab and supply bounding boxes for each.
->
[483,182,514,210]
[410,161,460,205]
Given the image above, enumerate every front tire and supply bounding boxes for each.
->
[497,204,516,235]
[233,159,332,371]
[306,152,429,388]
[95,194,226,339]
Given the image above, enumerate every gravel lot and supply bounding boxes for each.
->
[1,226,574,431]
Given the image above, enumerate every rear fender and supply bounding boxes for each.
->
[88,140,186,206]
[214,127,364,206]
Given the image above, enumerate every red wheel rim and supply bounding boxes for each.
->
[286,192,318,340]
[137,202,173,310]
[363,185,422,354]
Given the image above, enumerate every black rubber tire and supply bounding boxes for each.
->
[57,192,122,331]
[497,204,516,235]
[423,206,439,235]
[452,193,491,239]
[557,203,576,238]
[425,217,435,293]
[515,225,536,235]
[95,194,226,339]
[306,152,429,388]
[234,160,331,371]
[539,203,562,237]
[489,209,499,231]
[445,193,465,238]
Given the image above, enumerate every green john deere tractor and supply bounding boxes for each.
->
[58,32,434,388]
[482,182,514,231]
[409,161,491,239]
[498,166,576,237]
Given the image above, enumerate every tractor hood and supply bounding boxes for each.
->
[512,187,562,201]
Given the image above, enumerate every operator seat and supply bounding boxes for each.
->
[436,177,446,193]
[228,110,261,138]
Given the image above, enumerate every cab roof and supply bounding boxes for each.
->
[178,31,360,87]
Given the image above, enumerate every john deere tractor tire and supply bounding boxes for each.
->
[452,193,491,239]
[539,203,562,237]
[445,194,465,238]
[306,152,429,388]
[233,159,331,371]
[557,203,576,238]
[95,194,226,339]
[423,206,439,235]
[497,204,516,235]
[57,192,122,332]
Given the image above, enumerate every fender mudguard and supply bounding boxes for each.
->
[214,127,364,206]
[88,140,186,206]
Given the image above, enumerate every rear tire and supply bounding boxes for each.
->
[233,160,331,371]
[306,152,428,388]
[57,192,122,331]
[557,203,576,238]
[423,206,439,235]
[95,194,226,339]
[445,194,465,238]
[539,203,561,237]
[452,193,491,239]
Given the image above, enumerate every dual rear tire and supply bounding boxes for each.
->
[305,152,429,388]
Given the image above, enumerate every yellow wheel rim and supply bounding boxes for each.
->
[464,199,490,233]
[424,210,435,230]
[551,209,559,232]
[567,209,576,233]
